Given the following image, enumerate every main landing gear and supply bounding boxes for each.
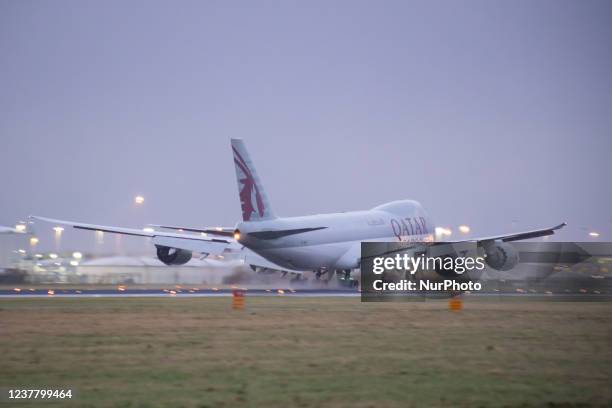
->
[314,268,328,280]
[338,269,358,288]
[313,268,358,288]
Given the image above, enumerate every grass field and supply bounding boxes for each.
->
[1,297,611,407]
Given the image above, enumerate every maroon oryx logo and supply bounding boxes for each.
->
[233,147,265,221]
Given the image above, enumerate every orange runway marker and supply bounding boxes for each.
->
[449,296,463,311]
[232,289,245,310]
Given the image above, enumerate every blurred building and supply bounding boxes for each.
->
[3,252,244,285]
[74,256,242,285]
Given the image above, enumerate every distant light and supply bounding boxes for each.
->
[435,227,452,237]
[589,232,600,237]
[35,254,43,259]
[53,226,64,233]
[200,232,207,237]
[49,253,58,259]
[69,260,79,266]
[29,237,39,246]
[215,227,223,231]
[277,289,285,295]
[72,252,83,259]
[15,224,27,233]
[134,195,145,205]
[47,290,55,296]
[142,227,154,233]
[233,230,241,240]
[458,225,470,234]
[17,249,26,254]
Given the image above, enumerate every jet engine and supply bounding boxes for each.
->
[483,242,519,271]
[156,245,193,265]
[423,243,481,279]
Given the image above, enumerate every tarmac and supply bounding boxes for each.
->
[0,288,610,299]
[0,288,360,297]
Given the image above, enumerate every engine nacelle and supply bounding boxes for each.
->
[483,242,519,271]
[156,245,192,265]
[424,243,481,279]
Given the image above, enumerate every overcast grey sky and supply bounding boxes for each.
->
[1,0,611,253]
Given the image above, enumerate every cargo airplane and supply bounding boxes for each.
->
[32,139,566,280]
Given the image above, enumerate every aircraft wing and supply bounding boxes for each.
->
[0,225,19,234]
[30,216,233,255]
[363,223,568,263]
[147,224,235,237]
[455,222,567,244]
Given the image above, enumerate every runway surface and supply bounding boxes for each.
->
[1,288,610,299]
[0,288,360,298]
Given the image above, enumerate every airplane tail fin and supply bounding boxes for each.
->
[231,139,276,222]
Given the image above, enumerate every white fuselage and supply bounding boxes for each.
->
[236,200,434,271]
